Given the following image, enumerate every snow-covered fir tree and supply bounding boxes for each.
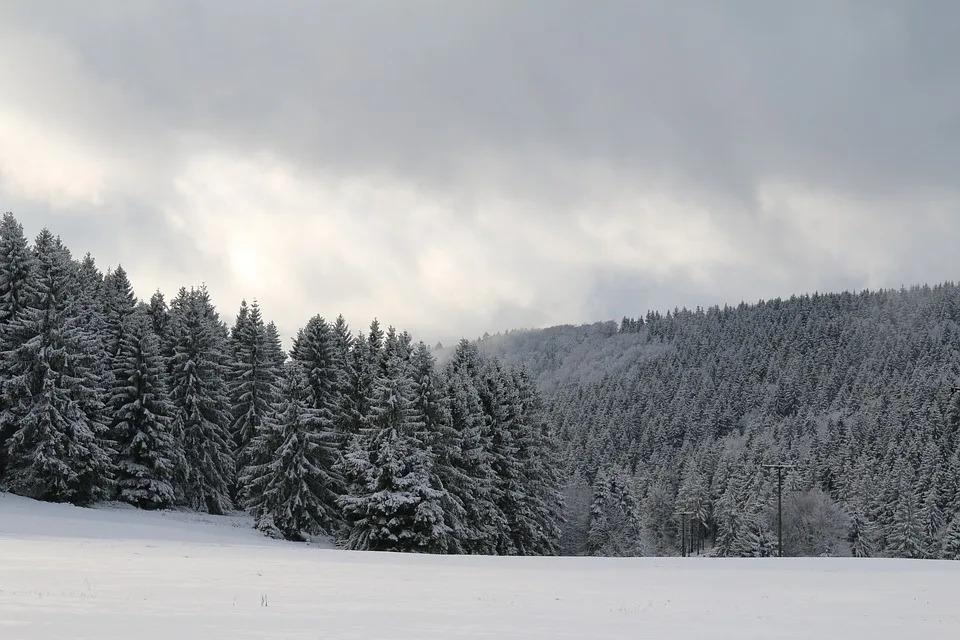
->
[228,300,281,463]
[289,315,346,500]
[165,286,235,514]
[147,290,169,339]
[107,311,181,509]
[0,229,113,504]
[242,361,343,540]
[507,367,564,555]
[443,340,505,554]
[0,212,36,480]
[103,265,137,361]
[339,342,453,552]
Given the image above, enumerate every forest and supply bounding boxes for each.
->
[0,212,563,555]
[3,209,959,559]
[478,286,960,558]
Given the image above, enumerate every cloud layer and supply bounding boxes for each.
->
[1,1,958,345]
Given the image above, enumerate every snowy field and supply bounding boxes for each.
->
[1,493,959,639]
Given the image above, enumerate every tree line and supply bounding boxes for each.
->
[0,212,563,555]
[480,287,960,559]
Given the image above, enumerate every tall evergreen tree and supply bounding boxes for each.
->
[108,312,180,509]
[340,346,452,552]
[411,340,467,551]
[0,229,113,504]
[103,265,137,361]
[0,212,36,480]
[166,286,235,514]
[264,321,286,368]
[147,290,170,339]
[287,315,347,512]
[330,314,356,438]
[444,340,505,554]
[292,316,339,425]
[228,300,280,462]
[0,213,34,332]
[509,367,565,554]
[242,362,343,540]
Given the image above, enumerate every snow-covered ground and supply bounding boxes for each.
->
[1,493,958,639]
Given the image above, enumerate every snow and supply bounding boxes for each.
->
[2,493,959,639]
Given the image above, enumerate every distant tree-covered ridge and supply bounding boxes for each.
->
[478,286,960,558]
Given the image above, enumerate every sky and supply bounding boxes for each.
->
[0,1,958,347]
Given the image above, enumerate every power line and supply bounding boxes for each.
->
[762,463,795,557]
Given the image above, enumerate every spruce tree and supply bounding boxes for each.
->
[942,514,960,561]
[0,212,36,481]
[509,367,565,555]
[228,301,280,462]
[0,229,113,504]
[348,331,375,436]
[291,316,344,450]
[147,290,170,339]
[477,358,521,554]
[410,341,468,550]
[166,286,235,514]
[330,314,356,438]
[103,265,137,361]
[242,362,343,540]
[849,507,877,558]
[0,213,34,332]
[445,341,505,554]
[264,321,286,368]
[886,477,925,559]
[339,347,452,552]
[108,312,180,509]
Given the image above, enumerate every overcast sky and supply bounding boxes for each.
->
[1,1,957,346]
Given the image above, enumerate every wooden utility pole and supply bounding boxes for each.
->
[762,463,795,557]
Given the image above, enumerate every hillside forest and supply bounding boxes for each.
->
[3,211,960,559]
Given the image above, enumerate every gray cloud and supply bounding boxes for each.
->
[1,0,958,345]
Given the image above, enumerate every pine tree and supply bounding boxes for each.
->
[242,362,343,540]
[0,229,113,504]
[339,347,452,552]
[103,265,137,361]
[330,314,356,438]
[475,358,518,554]
[509,367,564,555]
[849,507,877,558]
[147,290,170,339]
[166,286,235,514]
[0,212,36,481]
[108,312,180,509]
[887,478,925,559]
[445,341,505,554]
[410,341,467,552]
[228,301,280,463]
[587,466,643,556]
[291,315,348,474]
[347,331,375,436]
[0,213,34,332]
[264,321,286,368]
[942,514,960,561]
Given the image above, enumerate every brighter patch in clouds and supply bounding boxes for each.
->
[164,150,747,340]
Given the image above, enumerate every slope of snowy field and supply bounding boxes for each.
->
[2,493,959,639]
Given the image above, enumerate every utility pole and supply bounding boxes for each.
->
[675,511,694,557]
[762,463,795,557]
